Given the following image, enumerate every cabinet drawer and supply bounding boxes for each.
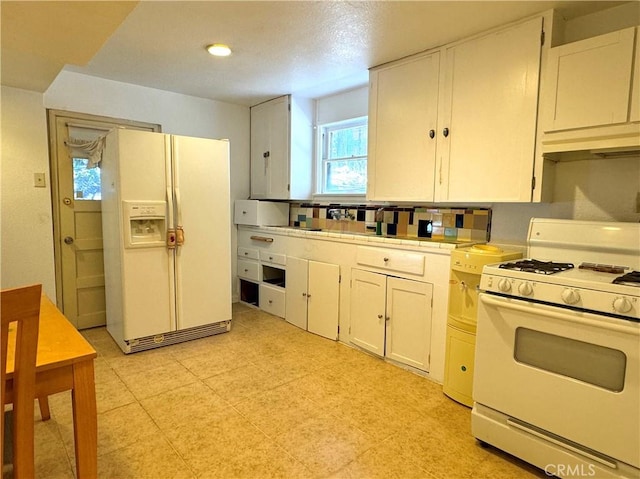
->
[238,259,260,281]
[234,200,289,226]
[238,247,259,260]
[356,247,424,275]
[259,284,286,318]
[260,250,286,266]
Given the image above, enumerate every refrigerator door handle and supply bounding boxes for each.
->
[166,186,174,222]
[174,186,184,246]
[175,186,183,229]
[176,226,185,246]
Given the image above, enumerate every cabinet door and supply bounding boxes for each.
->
[285,256,309,330]
[250,101,270,198]
[385,277,433,371]
[544,27,635,131]
[268,96,291,199]
[368,52,439,201]
[437,17,542,202]
[350,269,386,356]
[307,261,340,340]
[630,27,640,123]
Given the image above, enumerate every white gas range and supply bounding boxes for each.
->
[481,260,639,321]
[472,218,640,479]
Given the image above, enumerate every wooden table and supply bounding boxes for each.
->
[5,295,98,478]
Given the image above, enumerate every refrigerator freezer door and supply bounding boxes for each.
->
[171,135,232,330]
[108,129,175,340]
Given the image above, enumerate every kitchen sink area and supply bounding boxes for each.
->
[273,226,485,247]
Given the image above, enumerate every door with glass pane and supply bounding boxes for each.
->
[49,111,159,329]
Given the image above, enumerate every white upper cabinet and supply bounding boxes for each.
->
[544,27,635,132]
[250,95,313,200]
[435,17,543,202]
[541,27,640,154]
[368,52,440,201]
[367,16,545,203]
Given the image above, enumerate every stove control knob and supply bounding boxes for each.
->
[497,279,512,293]
[613,297,632,314]
[561,288,580,305]
[518,282,533,296]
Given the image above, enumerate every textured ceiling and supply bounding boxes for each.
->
[0,1,137,92]
[1,1,630,106]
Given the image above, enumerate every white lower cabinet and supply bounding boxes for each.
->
[286,257,340,340]
[350,269,433,372]
[238,258,260,282]
[259,283,286,318]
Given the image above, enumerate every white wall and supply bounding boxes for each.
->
[1,87,57,297]
[316,86,368,125]
[491,157,640,245]
[562,2,640,43]
[2,71,250,301]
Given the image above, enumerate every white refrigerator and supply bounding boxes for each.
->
[102,129,232,353]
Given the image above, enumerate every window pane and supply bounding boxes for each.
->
[324,159,367,194]
[73,158,102,200]
[328,124,368,160]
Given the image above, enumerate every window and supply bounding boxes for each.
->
[319,117,367,195]
[73,158,101,200]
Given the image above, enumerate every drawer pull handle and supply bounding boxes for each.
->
[269,256,273,260]
[244,252,249,255]
[378,314,383,319]
[307,294,312,299]
[268,300,273,304]
[383,257,389,262]
[244,269,249,272]
[302,292,307,297]
[250,235,274,243]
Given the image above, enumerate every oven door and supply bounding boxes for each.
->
[474,293,640,468]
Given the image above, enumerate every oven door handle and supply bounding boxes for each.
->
[480,294,640,336]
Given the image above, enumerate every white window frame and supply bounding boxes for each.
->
[315,116,368,198]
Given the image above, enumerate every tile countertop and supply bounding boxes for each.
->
[245,225,484,251]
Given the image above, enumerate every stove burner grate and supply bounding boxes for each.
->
[579,263,627,274]
[499,259,575,275]
[613,271,640,286]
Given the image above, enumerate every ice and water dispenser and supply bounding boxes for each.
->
[443,245,521,407]
[123,201,166,248]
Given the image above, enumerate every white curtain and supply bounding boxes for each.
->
[65,136,106,168]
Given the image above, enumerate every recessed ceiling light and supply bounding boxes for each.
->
[206,43,232,57]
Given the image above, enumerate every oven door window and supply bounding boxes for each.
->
[514,327,627,392]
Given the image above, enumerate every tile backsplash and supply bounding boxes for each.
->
[289,203,492,242]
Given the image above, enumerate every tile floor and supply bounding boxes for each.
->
[14,303,548,478]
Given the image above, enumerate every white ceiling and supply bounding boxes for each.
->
[1,1,629,106]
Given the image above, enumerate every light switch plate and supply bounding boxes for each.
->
[34,172,46,188]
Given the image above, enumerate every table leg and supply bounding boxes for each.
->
[71,360,97,479]
[38,396,51,421]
